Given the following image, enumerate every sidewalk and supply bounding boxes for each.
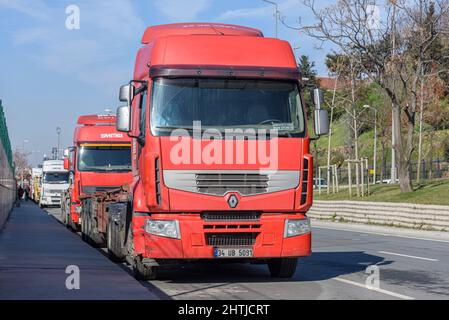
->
[0,201,162,299]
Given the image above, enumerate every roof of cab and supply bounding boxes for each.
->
[74,114,131,143]
[141,23,263,44]
[77,114,116,126]
[134,36,297,79]
[73,126,131,144]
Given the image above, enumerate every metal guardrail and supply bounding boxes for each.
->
[0,99,16,230]
[308,200,449,231]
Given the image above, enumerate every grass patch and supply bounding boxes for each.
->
[314,179,449,205]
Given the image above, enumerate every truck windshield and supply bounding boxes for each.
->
[77,145,131,172]
[43,172,69,184]
[150,78,305,137]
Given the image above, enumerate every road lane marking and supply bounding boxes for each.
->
[378,251,439,262]
[313,226,449,243]
[334,277,414,300]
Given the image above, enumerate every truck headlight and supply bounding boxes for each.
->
[284,218,311,238]
[75,206,82,213]
[145,219,180,239]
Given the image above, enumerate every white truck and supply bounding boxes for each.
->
[39,160,69,208]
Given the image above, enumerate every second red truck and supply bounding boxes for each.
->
[62,114,132,240]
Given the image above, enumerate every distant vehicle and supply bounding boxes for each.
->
[30,168,42,203]
[313,178,328,189]
[39,160,69,208]
[375,178,399,184]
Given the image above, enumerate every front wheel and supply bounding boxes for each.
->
[133,256,157,280]
[267,258,298,278]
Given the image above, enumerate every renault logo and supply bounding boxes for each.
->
[228,194,238,208]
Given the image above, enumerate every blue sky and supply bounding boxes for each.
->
[0,0,334,166]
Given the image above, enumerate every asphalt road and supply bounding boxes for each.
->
[2,202,449,300]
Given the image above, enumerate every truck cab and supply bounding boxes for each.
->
[62,114,132,229]
[113,23,328,279]
[39,160,69,208]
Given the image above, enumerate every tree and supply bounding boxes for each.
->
[13,149,30,183]
[285,0,449,192]
[298,54,319,111]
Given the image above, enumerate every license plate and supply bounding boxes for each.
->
[214,248,253,258]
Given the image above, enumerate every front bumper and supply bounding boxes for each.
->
[134,213,311,259]
[40,195,62,205]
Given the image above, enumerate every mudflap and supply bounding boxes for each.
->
[106,202,129,260]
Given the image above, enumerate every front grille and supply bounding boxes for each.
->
[155,158,161,204]
[49,190,62,194]
[82,186,120,194]
[163,170,300,196]
[300,158,309,205]
[196,173,268,196]
[201,211,261,221]
[206,233,258,247]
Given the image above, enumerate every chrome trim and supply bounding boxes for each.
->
[163,170,299,196]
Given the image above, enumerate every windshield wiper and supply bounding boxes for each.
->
[155,126,193,131]
[90,167,131,172]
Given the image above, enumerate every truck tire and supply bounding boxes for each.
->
[107,218,125,262]
[133,256,157,281]
[62,200,69,227]
[84,200,103,247]
[66,208,78,232]
[267,258,298,278]
[62,209,68,227]
[80,206,87,242]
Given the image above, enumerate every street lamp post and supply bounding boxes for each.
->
[261,0,279,38]
[364,105,377,185]
[56,127,61,160]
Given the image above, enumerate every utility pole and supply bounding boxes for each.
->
[56,126,61,160]
[262,0,279,38]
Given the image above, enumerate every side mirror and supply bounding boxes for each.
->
[63,148,69,158]
[119,84,135,106]
[312,88,324,110]
[314,109,329,136]
[116,105,131,132]
[63,157,70,171]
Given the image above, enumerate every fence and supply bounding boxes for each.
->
[0,99,16,230]
[308,200,449,231]
[315,159,449,187]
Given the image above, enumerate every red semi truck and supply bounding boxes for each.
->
[61,115,132,239]
[82,23,328,280]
